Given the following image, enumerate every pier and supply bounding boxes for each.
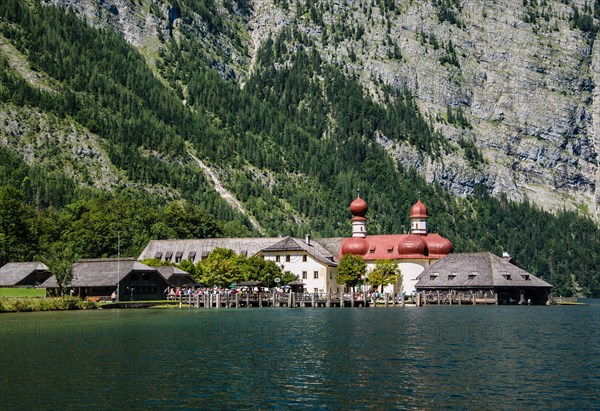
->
[99,290,539,309]
[158,291,419,308]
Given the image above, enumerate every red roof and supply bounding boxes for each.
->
[349,196,368,217]
[410,200,428,218]
[341,237,369,256]
[340,233,453,261]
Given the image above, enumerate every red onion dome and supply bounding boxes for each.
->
[426,234,454,255]
[410,200,428,218]
[398,235,428,256]
[341,237,369,256]
[349,196,368,217]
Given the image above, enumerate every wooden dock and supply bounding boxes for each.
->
[169,292,415,308]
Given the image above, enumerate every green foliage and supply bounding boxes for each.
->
[0,288,46,298]
[337,254,366,290]
[439,41,460,68]
[458,138,484,167]
[198,247,241,287]
[43,245,77,298]
[0,297,95,312]
[177,259,198,278]
[0,186,36,266]
[570,5,599,36]
[369,259,401,292]
[240,256,282,287]
[159,200,222,239]
[140,258,175,267]
[433,0,465,28]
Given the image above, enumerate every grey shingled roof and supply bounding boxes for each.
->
[139,238,283,261]
[415,252,552,289]
[138,237,339,267]
[313,237,344,256]
[155,266,198,284]
[0,262,49,286]
[258,237,338,267]
[43,258,156,288]
[262,237,305,252]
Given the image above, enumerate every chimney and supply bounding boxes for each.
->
[305,234,311,246]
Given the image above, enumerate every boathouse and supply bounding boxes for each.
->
[414,252,552,305]
[43,258,168,301]
[0,262,51,288]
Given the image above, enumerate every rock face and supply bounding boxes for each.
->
[43,0,600,220]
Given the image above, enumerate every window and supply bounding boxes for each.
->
[302,255,307,262]
[154,252,163,259]
[314,271,319,279]
[521,274,530,281]
[387,247,394,254]
[448,274,456,280]
[175,251,183,263]
[286,255,291,262]
[369,247,375,254]
[502,272,511,280]
[165,251,173,260]
[430,273,438,281]
[275,255,280,262]
[188,251,196,262]
[302,271,307,279]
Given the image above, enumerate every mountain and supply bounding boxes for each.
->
[0,0,599,296]
[43,0,600,219]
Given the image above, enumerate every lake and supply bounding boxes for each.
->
[1,302,599,410]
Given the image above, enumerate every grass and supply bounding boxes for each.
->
[0,288,46,298]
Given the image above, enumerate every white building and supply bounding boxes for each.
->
[138,236,343,292]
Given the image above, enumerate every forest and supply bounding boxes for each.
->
[0,0,599,297]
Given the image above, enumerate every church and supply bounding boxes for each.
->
[339,195,453,294]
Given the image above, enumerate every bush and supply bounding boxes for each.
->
[0,297,97,312]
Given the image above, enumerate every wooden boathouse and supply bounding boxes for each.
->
[414,252,553,305]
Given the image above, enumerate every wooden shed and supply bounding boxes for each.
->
[43,258,168,301]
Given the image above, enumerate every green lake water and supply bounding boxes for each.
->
[1,302,599,410]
